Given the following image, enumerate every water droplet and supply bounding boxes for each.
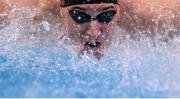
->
[42,21,50,31]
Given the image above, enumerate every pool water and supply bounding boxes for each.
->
[0,5,180,98]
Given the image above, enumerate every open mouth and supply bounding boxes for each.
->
[83,40,102,59]
[85,41,101,49]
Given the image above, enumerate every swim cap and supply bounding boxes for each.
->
[61,0,118,7]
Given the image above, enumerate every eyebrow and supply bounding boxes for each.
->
[98,6,115,11]
[71,6,114,11]
[70,7,86,11]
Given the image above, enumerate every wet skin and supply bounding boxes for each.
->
[61,4,120,59]
[1,0,179,59]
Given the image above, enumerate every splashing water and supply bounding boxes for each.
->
[0,5,180,98]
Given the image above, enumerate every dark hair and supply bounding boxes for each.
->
[61,0,118,7]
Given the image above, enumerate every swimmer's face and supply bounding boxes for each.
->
[61,4,120,59]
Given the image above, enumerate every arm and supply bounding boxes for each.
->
[118,0,179,34]
[3,0,61,20]
[0,0,10,29]
[0,0,10,13]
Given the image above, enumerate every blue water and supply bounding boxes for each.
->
[0,6,180,98]
[0,39,180,98]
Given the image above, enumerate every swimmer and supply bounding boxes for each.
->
[60,0,120,59]
[1,0,179,59]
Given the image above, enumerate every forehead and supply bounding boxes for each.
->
[67,4,118,11]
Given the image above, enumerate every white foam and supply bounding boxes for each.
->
[0,6,180,97]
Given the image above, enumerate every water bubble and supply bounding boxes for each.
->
[41,21,50,31]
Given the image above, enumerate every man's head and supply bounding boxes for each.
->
[61,0,120,59]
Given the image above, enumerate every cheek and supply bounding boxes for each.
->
[64,16,82,32]
[101,24,116,40]
[67,24,85,37]
[101,24,115,34]
[63,17,86,41]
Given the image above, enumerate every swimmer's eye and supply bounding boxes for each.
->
[69,10,116,24]
[69,10,91,23]
[97,10,116,23]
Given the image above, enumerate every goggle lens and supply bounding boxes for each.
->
[69,10,116,24]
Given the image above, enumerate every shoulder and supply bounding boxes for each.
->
[118,0,179,31]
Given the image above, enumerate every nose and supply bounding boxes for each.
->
[86,21,101,39]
